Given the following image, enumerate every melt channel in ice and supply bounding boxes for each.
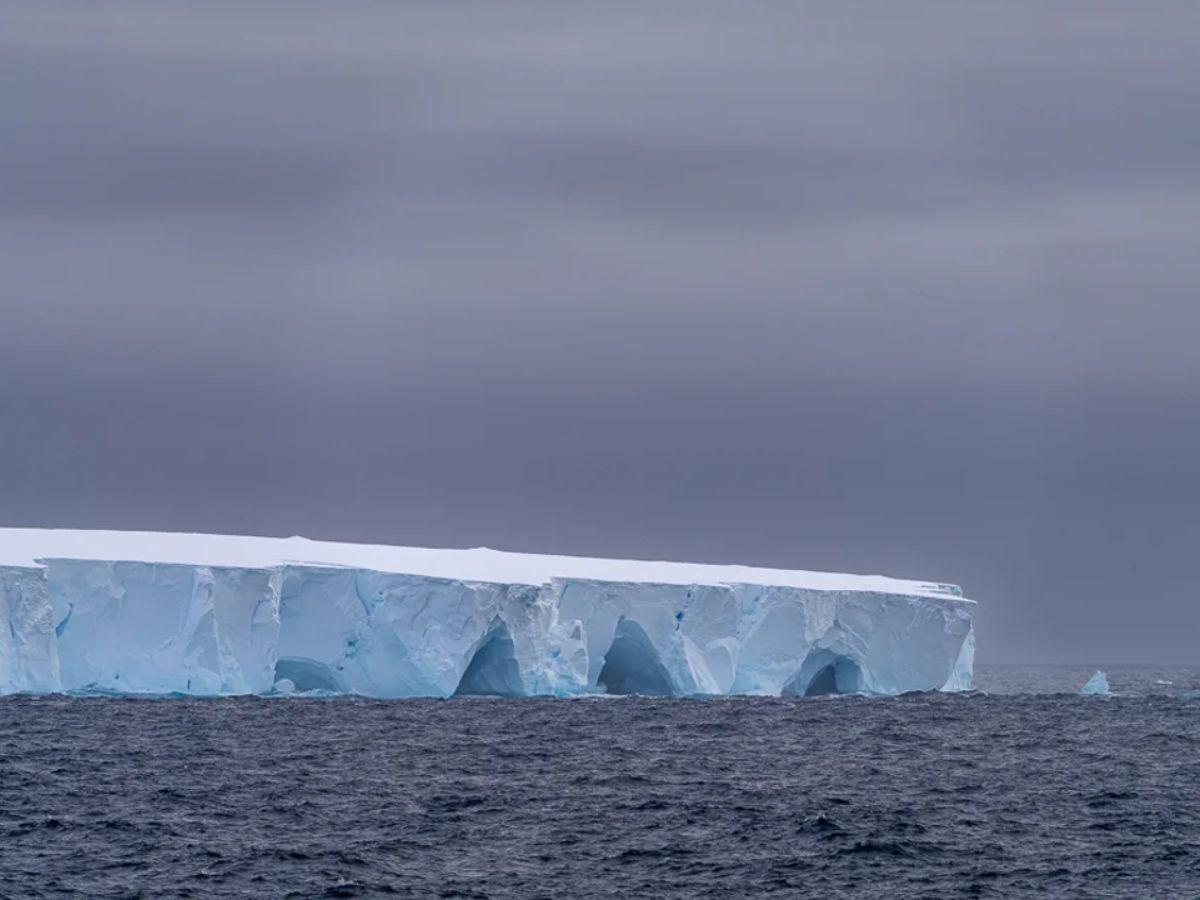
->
[0,528,976,699]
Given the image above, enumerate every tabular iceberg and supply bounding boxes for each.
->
[0,528,975,698]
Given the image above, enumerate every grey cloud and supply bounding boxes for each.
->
[1,2,1198,664]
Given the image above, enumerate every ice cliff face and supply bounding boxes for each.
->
[0,529,974,697]
[46,560,280,694]
[0,566,60,693]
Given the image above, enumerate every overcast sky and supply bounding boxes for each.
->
[3,2,1198,663]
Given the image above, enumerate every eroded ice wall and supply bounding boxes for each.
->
[556,579,975,698]
[0,566,60,693]
[45,560,279,694]
[271,568,590,698]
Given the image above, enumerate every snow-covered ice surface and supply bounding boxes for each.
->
[0,528,974,697]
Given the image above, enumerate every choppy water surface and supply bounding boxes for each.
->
[1,666,1198,898]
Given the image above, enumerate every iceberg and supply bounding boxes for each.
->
[1081,670,1110,696]
[0,528,975,698]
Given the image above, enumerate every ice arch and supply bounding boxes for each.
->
[274,657,339,693]
[453,620,525,697]
[782,650,863,697]
[597,617,677,696]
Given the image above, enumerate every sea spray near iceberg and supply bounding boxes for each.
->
[0,528,975,698]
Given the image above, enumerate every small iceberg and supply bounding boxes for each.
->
[1080,670,1110,696]
[1175,690,1200,701]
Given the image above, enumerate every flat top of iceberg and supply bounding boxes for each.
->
[0,527,967,600]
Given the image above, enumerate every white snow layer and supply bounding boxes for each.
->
[0,528,974,697]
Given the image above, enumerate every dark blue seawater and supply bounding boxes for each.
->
[1,665,1198,898]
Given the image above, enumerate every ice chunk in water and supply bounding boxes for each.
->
[1080,670,1110,696]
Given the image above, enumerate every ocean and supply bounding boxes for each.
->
[1,665,1197,898]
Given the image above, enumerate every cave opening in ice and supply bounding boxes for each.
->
[452,620,525,697]
[596,617,677,696]
[783,650,864,697]
[274,657,339,693]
